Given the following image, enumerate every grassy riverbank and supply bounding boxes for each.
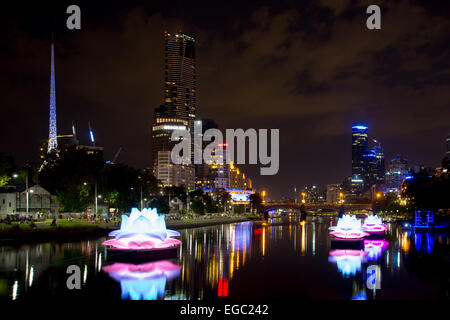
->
[0,215,254,242]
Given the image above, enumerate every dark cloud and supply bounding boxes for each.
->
[1,0,449,199]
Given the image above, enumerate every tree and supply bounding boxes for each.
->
[191,199,205,214]
[372,192,409,216]
[56,184,90,212]
[101,163,141,212]
[149,197,169,214]
[402,170,449,212]
[39,146,105,212]
[249,192,263,212]
[0,154,16,187]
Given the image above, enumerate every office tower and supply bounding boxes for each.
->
[372,140,385,185]
[156,151,194,190]
[164,31,196,125]
[363,150,377,188]
[386,155,408,193]
[351,125,369,192]
[196,142,231,189]
[326,184,343,204]
[150,31,196,189]
[150,105,189,174]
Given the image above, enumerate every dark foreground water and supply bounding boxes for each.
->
[1,215,449,301]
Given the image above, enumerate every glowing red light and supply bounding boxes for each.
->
[218,278,229,297]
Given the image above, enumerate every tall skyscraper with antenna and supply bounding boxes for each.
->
[47,40,57,153]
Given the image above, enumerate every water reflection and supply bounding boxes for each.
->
[364,240,389,261]
[414,233,434,254]
[102,260,181,300]
[0,216,448,300]
[328,250,367,277]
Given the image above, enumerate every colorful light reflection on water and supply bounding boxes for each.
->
[102,260,181,300]
[328,250,367,277]
[364,240,389,261]
[0,217,448,301]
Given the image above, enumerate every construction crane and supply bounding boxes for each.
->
[112,147,122,163]
[106,147,122,164]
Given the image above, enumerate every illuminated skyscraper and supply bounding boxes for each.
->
[351,125,368,192]
[372,140,385,185]
[150,31,196,189]
[163,31,196,125]
[47,41,57,153]
[386,155,408,193]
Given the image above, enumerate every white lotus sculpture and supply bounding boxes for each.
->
[362,215,387,233]
[329,214,369,239]
[102,208,181,250]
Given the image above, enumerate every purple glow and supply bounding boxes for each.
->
[329,215,370,239]
[328,250,367,277]
[362,215,387,233]
[102,208,181,250]
[364,239,389,261]
[103,260,181,300]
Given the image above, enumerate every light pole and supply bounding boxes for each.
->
[261,190,266,203]
[294,186,297,203]
[140,186,143,210]
[186,191,190,214]
[94,180,98,215]
[25,169,29,216]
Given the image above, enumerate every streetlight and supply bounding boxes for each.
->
[339,192,344,204]
[301,192,306,204]
[261,190,267,203]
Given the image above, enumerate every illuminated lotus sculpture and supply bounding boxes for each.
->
[102,208,181,250]
[364,239,389,261]
[328,249,367,277]
[103,260,181,300]
[329,214,370,240]
[362,215,387,233]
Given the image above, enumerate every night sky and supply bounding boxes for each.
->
[1,0,450,199]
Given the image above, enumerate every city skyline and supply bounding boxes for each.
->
[1,1,450,198]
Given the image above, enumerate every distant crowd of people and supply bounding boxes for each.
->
[0,215,37,228]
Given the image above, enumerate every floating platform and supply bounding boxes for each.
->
[106,246,178,263]
[330,238,364,250]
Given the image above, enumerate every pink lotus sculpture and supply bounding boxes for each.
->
[362,215,387,233]
[329,214,370,240]
[102,208,181,250]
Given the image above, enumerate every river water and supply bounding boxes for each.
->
[0,215,449,300]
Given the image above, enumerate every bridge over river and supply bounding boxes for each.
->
[261,202,373,213]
